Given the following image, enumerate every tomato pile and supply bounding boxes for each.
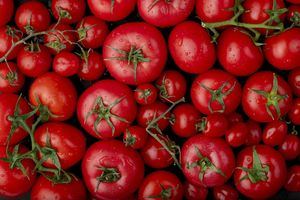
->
[0,0,300,199]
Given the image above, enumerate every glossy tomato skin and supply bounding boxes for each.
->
[0,94,33,146]
[217,28,263,76]
[137,0,195,27]
[226,112,244,125]
[213,184,239,200]
[31,175,87,200]
[288,68,300,97]
[53,51,80,77]
[29,72,77,121]
[289,98,300,125]
[245,120,262,145]
[123,125,148,149]
[17,45,52,77]
[191,69,242,115]
[234,145,287,199]
[184,182,208,200]
[103,22,167,85]
[0,0,14,27]
[77,79,137,139]
[242,71,292,122]
[181,135,235,187]
[169,21,216,74]
[196,0,235,23]
[264,28,300,70]
[279,134,300,160]
[134,83,158,105]
[88,0,136,21]
[201,113,229,137]
[262,120,287,146]
[284,165,300,192]
[82,140,144,199]
[225,122,248,147]
[0,26,23,60]
[15,1,50,33]
[51,0,86,24]
[0,62,24,93]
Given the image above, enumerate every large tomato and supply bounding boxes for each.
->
[0,0,14,27]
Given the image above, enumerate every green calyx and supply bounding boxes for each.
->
[5,71,18,86]
[195,117,207,132]
[45,40,66,53]
[95,166,121,191]
[123,129,136,147]
[148,184,174,200]
[58,7,72,19]
[290,11,300,27]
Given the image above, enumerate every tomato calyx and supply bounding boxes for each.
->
[45,39,66,53]
[147,184,175,200]
[195,117,207,132]
[290,11,300,27]
[157,75,173,101]
[147,0,172,12]
[0,70,19,86]
[137,88,152,104]
[57,7,72,20]
[123,129,136,147]
[95,166,121,190]
[25,41,41,52]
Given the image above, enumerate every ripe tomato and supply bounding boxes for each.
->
[183,182,208,200]
[181,135,235,187]
[217,28,263,76]
[191,69,242,115]
[287,5,300,25]
[53,51,80,77]
[242,71,292,122]
[31,175,87,200]
[200,113,229,137]
[289,98,300,125]
[213,184,239,200]
[137,0,195,27]
[134,83,158,105]
[245,120,262,145]
[15,1,50,33]
[279,134,300,160]
[284,165,300,192]
[0,26,23,60]
[82,140,144,199]
[288,68,300,97]
[225,122,248,147]
[0,62,24,93]
[226,112,244,125]
[29,72,77,121]
[234,145,287,199]
[262,120,287,146]
[77,79,137,139]
[169,21,216,74]
[51,0,86,24]
[0,0,14,27]
[123,125,148,149]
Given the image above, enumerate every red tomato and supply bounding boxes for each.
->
[181,135,235,187]
[242,71,292,122]
[191,69,242,115]
[137,0,195,27]
[217,28,263,76]
[262,120,287,146]
[245,120,262,145]
[15,1,50,33]
[123,125,148,149]
[53,51,80,77]
[284,165,300,192]
[289,98,300,125]
[234,145,287,199]
[184,182,208,200]
[88,0,136,21]
[51,0,86,24]
[226,112,244,125]
[134,83,158,105]
[0,0,14,27]
[169,21,216,74]
[225,122,248,147]
[287,5,300,25]
[213,184,239,200]
[77,79,137,139]
[0,26,23,60]
[287,0,300,4]
[200,113,229,137]
[279,134,300,160]
[31,175,87,200]
[138,171,183,200]
[288,68,300,97]
[82,140,144,199]
[0,62,24,93]
[29,72,77,121]
[264,28,300,70]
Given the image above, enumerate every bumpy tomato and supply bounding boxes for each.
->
[0,0,14,27]
[0,62,24,93]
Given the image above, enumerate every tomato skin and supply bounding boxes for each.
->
[17,45,52,77]
[0,0,14,27]
[29,72,77,121]
[262,120,287,146]
[217,28,263,76]
[213,184,239,200]
[103,22,167,85]
[31,175,87,200]
[288,68,300,97]
[289,98,300,125]
[264,28,300,70]
[245,120,262,145]
[225,122,248,147]
[242,71,292,122]
[226,112,244,126]
[201,113,229,137]
[77,79,137,139]
[191,69,242,115]
[0,26,23,60]
[279,134,300,160]
[169,21,216,74]
[287,0,300,4]
[181,135,235,187]
[284,165,300,192]
[134,83,158,105]
[137,0,195,27]
[183,182,208,200]
[0,62,24,93]
[234,145,287,199]
[15,1,50,33]
[287,5,300,24]
[53,51,80,77]
[82,140,144,199]
[123,125,148,149]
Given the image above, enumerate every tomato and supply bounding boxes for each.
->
[191,69,242,115]
[0,145,36,198]
[0,94,33,146]
[245,120,262,145]
[284,165,300,192]
[183,182,208,200]
[137,0,195,27]
[0,26,23,60]
[262,120,287,146]
[213,184,239,200]
[279,134,300,160]
[289,98,300,125]
[123,125,148,149]
[217,28,263,76]
[287,0,300,4]
[134,83,158,105]
[17,44,52,77]
[82,140,144,199]
[31,175,87,200]
[264,28,300,70]
[51,0,86,24]
[0,0,14,27]
[196,0,235,23]
[77,79,137,139]
[76,16,109,49]
[287,5,300,25]
[225,122,248,147]
[15,1,50,33]
[288,68,300,97]
[53,51,80,77]
[234,145,287,199]
[88,0,136,21]
[29,72,77,121]
[0,62,24,93]
[171,103,201,138]
[156,70,187,102]
[181,135,235,187]
[200,113,229,137]
[169,21,216,74]
[103,22,167,85]
[226,112,244,126]
[242,71,292,122]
